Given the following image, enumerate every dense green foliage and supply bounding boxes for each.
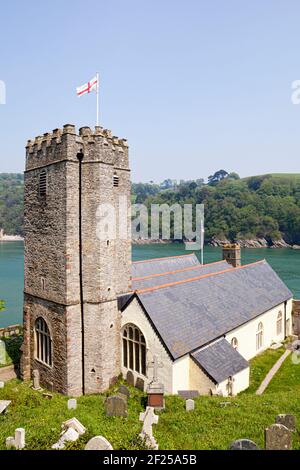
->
[0,346,300,450]
[133,172,300,244]
[0,174,23,236]
[1,172,300,243]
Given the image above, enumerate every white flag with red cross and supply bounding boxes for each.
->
[76,75,98,97]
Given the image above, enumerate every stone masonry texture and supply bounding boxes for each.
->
[21,124,131,395]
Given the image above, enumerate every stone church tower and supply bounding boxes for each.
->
[21,125,131,396]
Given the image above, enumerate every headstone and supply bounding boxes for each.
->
[85,436,113,450]
[0,400,11,414]
[32,369,41,390]
[62,417,86,435]
[52,427,79,450]
[6,428,26,450]
[0,340,6,365]
[0,381,4,389]
[15,428,26,450]
[178,390,200,399]
[186,399,195,411]
[139,406,159,450]
[229,439,259,450]
[105,395,127,417]
[136,377,145,392]
[118,384,130,399]
[126,370,135,386]
[275,414,296,432]
[68,398,77,410]
[265,424,292,450]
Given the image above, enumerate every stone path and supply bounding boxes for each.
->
[256,350,291,395]
[0,365,17,382]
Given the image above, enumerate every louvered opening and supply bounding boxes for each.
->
[39,170,47,197]
[113,175,119,187]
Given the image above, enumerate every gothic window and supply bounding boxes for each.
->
[277,311,283,336]
[256,322,264,351]
[35,317,52,366]
[231,337,238,350]
[122,324,146,376]
[39,170,47,197]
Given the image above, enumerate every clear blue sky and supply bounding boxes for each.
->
[0,0,300,181]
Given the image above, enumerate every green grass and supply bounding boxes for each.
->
[1,347,300,450]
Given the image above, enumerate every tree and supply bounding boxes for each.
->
[208,170,229,185]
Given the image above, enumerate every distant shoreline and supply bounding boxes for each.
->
[0,235,23,242]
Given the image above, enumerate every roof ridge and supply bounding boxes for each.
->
[132,259,227,281]
[132,252,196,264]
[136,260,265,294]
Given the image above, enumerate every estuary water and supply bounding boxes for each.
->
[0,241,299,328]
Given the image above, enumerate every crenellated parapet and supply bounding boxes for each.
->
[25,124,129,171]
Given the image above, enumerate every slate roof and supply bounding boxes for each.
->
[191,339,249,384]
[132,253,200,278]
[132,260,292,359]
[132,260,233,290]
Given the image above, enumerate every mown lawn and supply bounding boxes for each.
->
[1,346,300,450]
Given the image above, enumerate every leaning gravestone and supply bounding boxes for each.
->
[105,395,127,418]
[126,371,135,386]
[275,414,296,432]
[135,377,145,392]
[0,400,11,414]
[85,436,113,450]
[186,399,195,412]
[0,340,6,365]
[118,385,130,399]
[229,439,259,450]
[265,424,292,450]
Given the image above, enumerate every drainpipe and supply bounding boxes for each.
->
[77,150,85,395]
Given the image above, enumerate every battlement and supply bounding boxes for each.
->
[25,124,129,171]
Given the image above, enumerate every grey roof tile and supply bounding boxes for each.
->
[137,260,293,359]
[192,339,249,383]
[132,253,200,278]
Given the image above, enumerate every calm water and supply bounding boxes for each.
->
[0,241,299,328]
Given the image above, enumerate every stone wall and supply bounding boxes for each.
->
[22,124,131,395]
[292,300,300,336]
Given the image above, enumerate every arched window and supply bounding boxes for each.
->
[35,317,52,366]
[231,337,238,350]
[256,322,264,351]
[122,324,146,376]
[39,170,47,197]
[277,311,283,336]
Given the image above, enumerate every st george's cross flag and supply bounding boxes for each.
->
[76,75,98,97]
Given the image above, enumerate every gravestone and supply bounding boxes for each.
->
[85,436,113,450]
[265,424,292,450]
[186,399,195,411]
[52,427,79,450]
[178,390,199,399]
[0,400,11,414]
[6,428,26,450]
[118,385,130,399]
[0,381,4,389]
[139,406,159,450]
[68,398,77,410]
[229,439,259,450]
[32,369,41,390]
[62,417,86,435]
[126,371,135,386]
[136,377,145,392]
[275,414,296,432]
[0,340,6,365]
[105,395,127,417]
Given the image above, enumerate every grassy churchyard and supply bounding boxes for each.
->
[0,345,300,450]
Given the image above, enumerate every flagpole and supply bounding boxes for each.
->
[96,72,99,126]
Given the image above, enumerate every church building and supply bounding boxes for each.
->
[20,124,294,397]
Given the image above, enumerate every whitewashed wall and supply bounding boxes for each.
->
[217,367,250,396]
[121,298,173,393]
[225,300,293,361]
